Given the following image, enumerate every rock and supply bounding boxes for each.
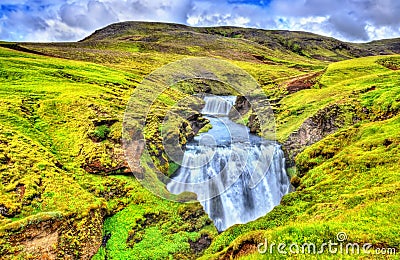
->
[82,157,131,176]
[189,235,212,254]
[229,96,251,118]
[290,176,301,188]
[284,104,359,166]
[2,209,105,259]
[187,113,209,137]
[229,96,261,134]
[0,205,14,218]
[101,233,111,247]
[248,113,261,133]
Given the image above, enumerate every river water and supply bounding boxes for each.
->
[167,95,290,231]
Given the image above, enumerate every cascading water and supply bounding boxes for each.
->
[167,95,290,231]
[201,95,236,116]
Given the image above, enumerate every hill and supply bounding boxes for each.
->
[80,22,399,60]
[0,22,399,259]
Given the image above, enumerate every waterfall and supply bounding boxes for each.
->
[201,96,236,116]
[167,95,290,231]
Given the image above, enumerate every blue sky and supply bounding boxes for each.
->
[0,0,399,42]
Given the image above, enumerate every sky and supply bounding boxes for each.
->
[0,0,400,43]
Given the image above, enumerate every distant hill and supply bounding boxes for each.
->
[82,21,400,61]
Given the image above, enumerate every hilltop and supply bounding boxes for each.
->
[0,22,399,259]
[81,21,399,59]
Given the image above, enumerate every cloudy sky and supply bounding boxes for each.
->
[1,0,399,42]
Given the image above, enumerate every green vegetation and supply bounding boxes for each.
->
[275,55,400,141]
[201,114,400,259]
[200,55,400,259]
[376,56,400,70]
[92,125,111,141]
[0,46,139,258]
[0,47,215,258]
[0,22,399,259]
[95,191,216,259]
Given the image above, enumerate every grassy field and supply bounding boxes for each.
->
[201,56,400,259]
[0,47,218,259]
[0,22,399,259]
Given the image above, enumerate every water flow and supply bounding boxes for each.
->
[202,96,236,116]
[167,95,290,231]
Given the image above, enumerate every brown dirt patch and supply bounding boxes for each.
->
[285,71,324,94]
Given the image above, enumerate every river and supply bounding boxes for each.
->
[167,95,290,231]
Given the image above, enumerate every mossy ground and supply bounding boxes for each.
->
[0,23,399,259]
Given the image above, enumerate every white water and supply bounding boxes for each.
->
[167,95,290,231]
[201,95,236,116]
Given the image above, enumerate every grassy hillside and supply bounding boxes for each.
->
[200,56,400,259]
[79,22,399,61]
[0,47,218,259]
[0,22,399,259]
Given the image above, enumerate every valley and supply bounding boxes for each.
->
[0,22,399,259]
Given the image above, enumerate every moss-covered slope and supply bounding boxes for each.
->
[201,55,400,259]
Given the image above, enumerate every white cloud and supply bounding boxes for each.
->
[186,0,400,41]
[106,0,192,23]
[0,0,192,42]
[59,1,118,30]
[365,24,400,42]
[186,1,276,28]
[24,19,88,42]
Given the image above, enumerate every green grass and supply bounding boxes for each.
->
[200,56,400,259]
[0,47,143,257]
[376,56,400,70]
[201,115,400,259]
[275,55,400,141]
[96,187,217,259]
[0,46,218,258]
